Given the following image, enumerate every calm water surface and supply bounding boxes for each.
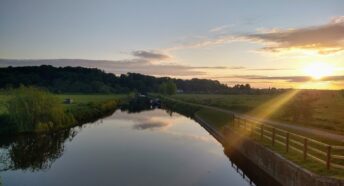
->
[1,109,259,186]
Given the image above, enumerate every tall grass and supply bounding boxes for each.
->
[6,86,75,133]
[0,87,125,135]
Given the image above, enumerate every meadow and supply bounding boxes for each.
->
[171,90,344,134]
[0,93,126,114]
[0,91,127,134]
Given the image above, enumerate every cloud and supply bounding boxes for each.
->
[248,68,294,71]
[0,58,226,76]
[244,16,344,54]
[169,16,344,54]
[209,25,231,33]
[221,75,344,82]
[131,50,171,60]
[133,121,169,130]
[166,35,236,51]
[191,66,244,70]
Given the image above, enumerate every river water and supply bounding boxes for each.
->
[0,107,279,186]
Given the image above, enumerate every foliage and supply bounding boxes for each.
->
[0,91,125,135]
[0,65,234,94]
[159,81,177,95]
[159,96,201,118]
[6,86,75,132]
[0,65,288,94]
[0,129,76,171]
[67,100,119,125]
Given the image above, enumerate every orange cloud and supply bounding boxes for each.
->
[245,16,344,54]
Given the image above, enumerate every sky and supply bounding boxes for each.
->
[1,0,344,89]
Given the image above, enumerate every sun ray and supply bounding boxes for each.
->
[248,89,300,122]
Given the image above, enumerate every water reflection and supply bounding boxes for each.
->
[133,121,169,130]
[0,97,156,172]
[120,97,156,113]
[0,129,77,171]
[0,98,280,186]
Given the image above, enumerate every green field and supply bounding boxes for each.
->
[172,90,344,134]
[0,93,126,114]
[56,94,126,108]
[0,92,127,134]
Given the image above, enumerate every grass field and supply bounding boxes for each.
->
[56,94,126,108]
[0,93,126,114]
[0,93,127,134]
[172,90,344,134]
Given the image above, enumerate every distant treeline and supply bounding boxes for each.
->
[0,65,283,94]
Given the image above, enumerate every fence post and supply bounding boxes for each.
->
[261,125,264,140]
[303,138,308,160]
[326,145,332,170]
[286,132,289,153]
[272,128,275,146]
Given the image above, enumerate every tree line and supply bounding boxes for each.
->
[0,65,283,94]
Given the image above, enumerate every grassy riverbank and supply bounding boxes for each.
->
[160,95,344,178]
[171,91,344,134]
[0,91,128,134]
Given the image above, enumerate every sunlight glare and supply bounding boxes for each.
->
[303,62,334,80]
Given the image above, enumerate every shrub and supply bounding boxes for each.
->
[6,86,74,132]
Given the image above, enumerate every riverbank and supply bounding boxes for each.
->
[0,94,129,135]
[159,95,344,181]
[195,114,344,186]
[170,91,344,135]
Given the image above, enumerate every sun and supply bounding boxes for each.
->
[303,62,334,80]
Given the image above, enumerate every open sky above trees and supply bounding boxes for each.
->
[0,0,343,89]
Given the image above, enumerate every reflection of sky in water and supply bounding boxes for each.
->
[1,109,249,186]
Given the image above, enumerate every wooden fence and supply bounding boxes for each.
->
[232,116,344,170]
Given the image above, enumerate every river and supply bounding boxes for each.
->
[0,105,279,186]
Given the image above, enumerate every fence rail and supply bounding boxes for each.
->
[232,116,344,170]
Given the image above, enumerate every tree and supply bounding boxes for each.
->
[165,81,177,95]
[159,81,176,95]
[6,86,74,132]
[0,65,235,94]
[159,83,167,94]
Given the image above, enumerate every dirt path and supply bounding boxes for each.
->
[165,97,344,143]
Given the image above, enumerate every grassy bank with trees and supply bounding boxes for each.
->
[0,87,128,135]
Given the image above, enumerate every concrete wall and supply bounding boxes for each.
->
[195,115,344,186]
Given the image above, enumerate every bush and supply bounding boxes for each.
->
[6,86,74,132]
[159,81,177,95]
[68,100,118,124]
[160,97,201,118]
